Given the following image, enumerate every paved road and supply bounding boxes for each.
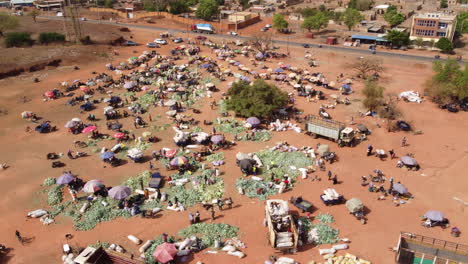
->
[39,16,466,64]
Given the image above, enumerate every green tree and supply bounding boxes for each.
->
[4,32,33,47]
[384,30,409,47]
[319,4,326,11]
[143,0,167,11]
[301,11,328,32]
[440,0,448,8]
[386,5,397,13]
[425,59,468,103]
[436,37,453,53]
[29,10,40,23]
[104,0,113,8]
[455,12,468,34]
[348,0,373,10]
[196,0,219,21]
[300,7,318,18]
[226,80,288,118]
[0,12,19,37]
[169,0,188,14]
[342,8,363,30]
[239,0,251,9]
[387,12,405,26]
[273,14,288,32]
[384,9,405,26]
[362,79,385,111]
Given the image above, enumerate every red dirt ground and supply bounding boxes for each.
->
[0,24,467,264]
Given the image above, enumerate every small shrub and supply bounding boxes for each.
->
[4,32,33,47]
[39,32,65,44]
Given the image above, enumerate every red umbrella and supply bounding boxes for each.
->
[80,86,90,92]
[114,132,125,139]
[153,243,177,264]
[164,149,177,158]
[44,91,55,98]
[82,126,97,133]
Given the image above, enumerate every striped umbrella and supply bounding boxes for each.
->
[83,180,105,193]
[170,156,188,167]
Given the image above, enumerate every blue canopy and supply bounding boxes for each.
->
[274,68,284,73]
[351,34,388,42]
[101,152,114,159]
[201,64,212,68]
[342,84,351,90]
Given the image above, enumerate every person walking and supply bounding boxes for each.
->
[367,145,373,156]
[149,162,154,170]
[15,230,23,245]
[327,170,332,181]
[195,211,200,223]
[189,212,194,225]
[67,150,74,159]
[162,233,168,242]
[217,199,223,211]
[389,149,395,159]
[332,175,338,185]
[210,207,215,221]
[401,137,407,147]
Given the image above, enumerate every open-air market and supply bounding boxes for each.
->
[0,4,468,264]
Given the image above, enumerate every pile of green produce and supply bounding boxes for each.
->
[317,213,335,223]
[205,152,224,162]
[178,223,238,247]
[314,223,339,244]
[166,186,202,207]
[122,170,151,192]
[218,99,228,114]
[72,197,131,231]
[89,241,110,249]
[137,93,158,109]
[47,185,63,206]
[191,126,203,133]
[214,118,246,134]
[256,149,312,180]
[236,178,277,201]
[43,177,56,186]
[239,130,272,142]
[198,181,224,202]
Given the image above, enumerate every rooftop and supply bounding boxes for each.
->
[414,12,457,20]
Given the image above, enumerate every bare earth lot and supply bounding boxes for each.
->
[0,21,467,264]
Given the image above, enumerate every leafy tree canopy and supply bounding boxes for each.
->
[196,0,219,21]
[436,37,453,53]
[273,14,289,31]
[0,12,19,37]
[226,80,288,118]
[342,8,363,30]
[384,30,409,46]
[425,59,468,103]
[301,11,329,32]
[362,79,385,111]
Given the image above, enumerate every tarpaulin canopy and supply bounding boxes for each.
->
[83,179,105,193]
[56,173,75,185]
[153,243,177,264]
[211,134,224,144]
[424,210,445,221]
[101,152,114,160]
[392,183,408,194]
[346,198,363,213]
[401,156,418,166]
[127,148,143,158]
[124,81,136,89]
[108,185,131,200]
[274,68,284,73]
[64,121,79,128]
[246,117,261,127]
[239,159,254,171]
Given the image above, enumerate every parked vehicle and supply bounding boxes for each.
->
[228,31,238,36]
[303,44,310,48]
[191,23,215,34]
[304,115,356,147]
[173,37,183,43]
[196,35,207,41]
[154,39,167,45]
[346,198,366,224]
[123,40,138,46]
[290,196,313,213]
[146,42,159,48]
[265,199,298,252]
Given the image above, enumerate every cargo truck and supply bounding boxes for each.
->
[304,115,355,147]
